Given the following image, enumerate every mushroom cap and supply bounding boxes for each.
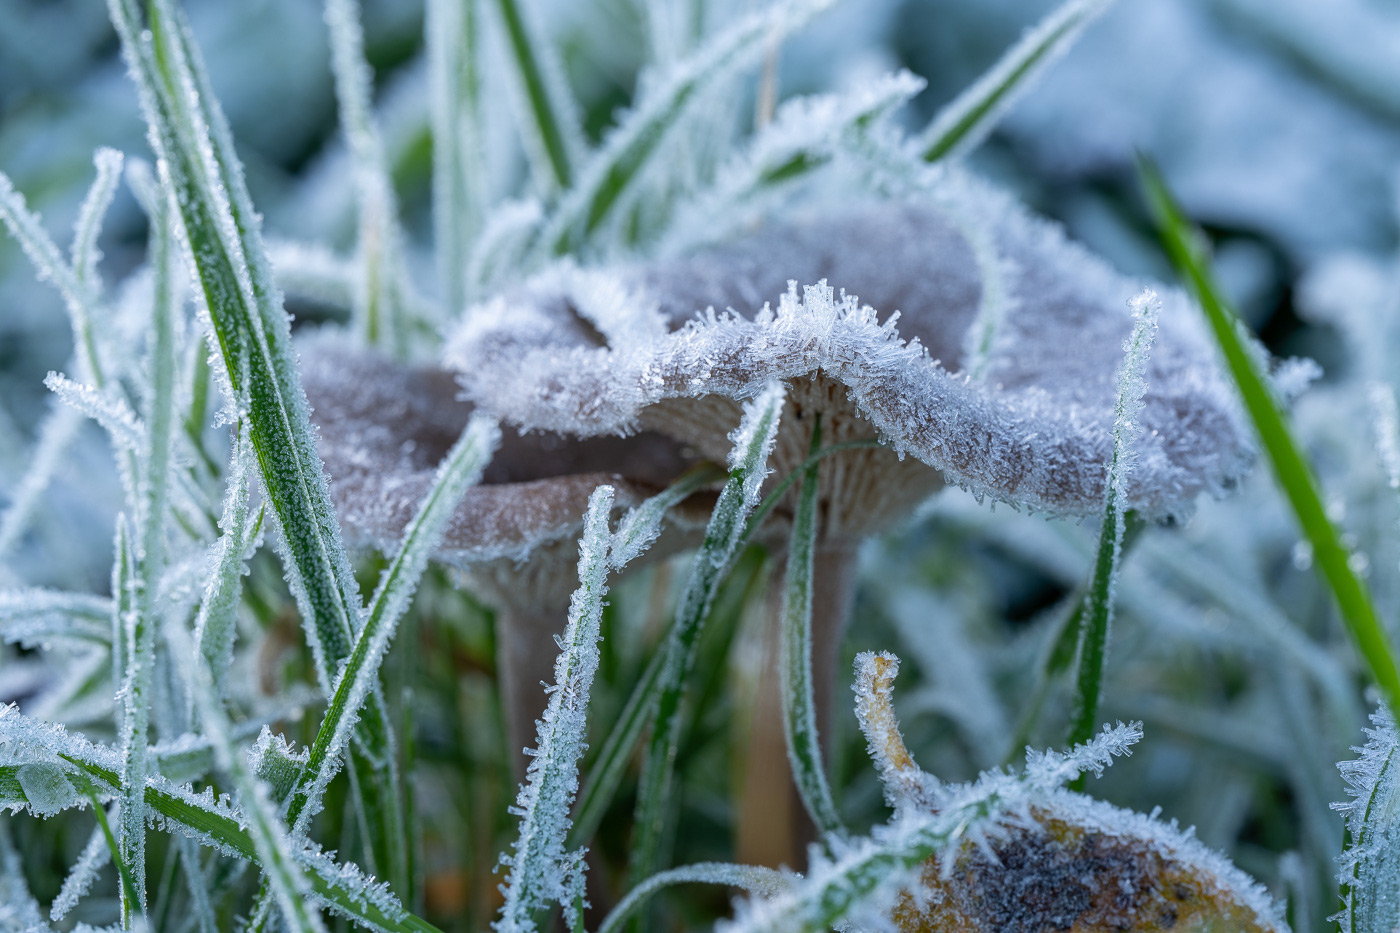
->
[299,337,707,609]
[444,174,1252,522]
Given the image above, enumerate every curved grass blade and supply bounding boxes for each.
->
[598,862,789,933]
[919,0,1114,163]
[780,416,844,836]
[1141,158,1400,716]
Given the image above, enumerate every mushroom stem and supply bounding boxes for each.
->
[496,602,567,776]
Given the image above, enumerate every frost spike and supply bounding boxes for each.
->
[1068,289,1159,748]
[495,484,613,932]
[629,381,785,893]
[919,0,1114,163]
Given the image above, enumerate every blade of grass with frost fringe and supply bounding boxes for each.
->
[51,819,112,922]
[0,168,106,385]
[781,415,844,835]
[662,71,924,252]
[115,171,180,928]
[71,774,140,916]
[560,464,724,851]
[428,0,485,315]
[325,0,409,348]
[286,415,498,833]
[1067,291,1158,753]
[0,589,112,647]
[192,426,261,695]
[466,198,542,295]
[1336,706,1400,933]
[164,620,326,933]
[1141,160,1400,716]
[175,836,218,933]
[496,486,613,933]
[491,0,582,193]
[541,0,838,257]
[597,863,790,933]
[919,0,1113,162]
[71,148,125,293]
[0,404,84,559]
[106,0,409,875]
[628,381,785,898]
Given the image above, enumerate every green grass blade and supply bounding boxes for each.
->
[920,0,1113,163]
[108,0,413,890]
[164,618,327,933]
[287,416,498,832]
[490,0,582,193]
[627,382,785,900]
[541,0,837,257]
[1067,292,1159,752]
[779,416,844,836]
[1141,159,1400,717]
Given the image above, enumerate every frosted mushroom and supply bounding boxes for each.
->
[443,173,1253,751]
[298,338,708,769]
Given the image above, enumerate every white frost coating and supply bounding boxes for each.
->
[192,428,260,696]
[267,238,356,310]
[1106,289,1161,508]
[852,651,935,814]
[597,862,793,933]
[495,485,614,933]
[721,723,1147,933]
[51,822,112,921]
[919,0,1115,162]
[727,379,786,501]
[0,589,111,648]
[466,198,543,298]
[1335,704,1400,932]
[43,373,144,455]
[662,69,928,254]
[0,404,85,560]
[70,148,126,296]
[449,186,1251,520]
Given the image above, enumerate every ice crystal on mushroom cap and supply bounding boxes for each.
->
[446,173,1252,519]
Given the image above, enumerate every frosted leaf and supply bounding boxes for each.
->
[852,651,937,814]
[0,404,85,561]
[70,147,125,298]
[43,372,144,455]
[886,789,1287,932]
[249,727,309,808]
[448,177,1252,523]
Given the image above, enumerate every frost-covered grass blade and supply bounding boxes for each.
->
[780,416,844,836]
[597,862,789,933]
[490,0,583,194]
[920,0,1114,163]
[628,381,785,899]
[496,485,613,932]
[1067,290,1158,752]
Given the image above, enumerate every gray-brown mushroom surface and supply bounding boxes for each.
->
[298,337,710,770]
